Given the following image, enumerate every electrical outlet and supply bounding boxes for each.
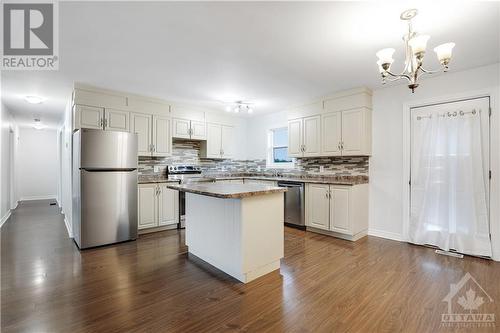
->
[319,166,324,173]
[154,166,161,173]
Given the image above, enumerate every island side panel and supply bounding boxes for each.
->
[185,193,244,281]
[240,192,284,283]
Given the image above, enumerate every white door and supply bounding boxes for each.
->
[190,121,206,140]
[131,113,152,156]
[221,125,234,158]
[341,108,364,155]
[330,187,350,234]
[322,112,342,156]
[78,105,104,130]
[303,115,321,156]
[105,109,130,132]
[158,185,178,226]
[409,97,491,257]
[306,184,330,230]
[288,119,303,157]
[206,123,222,158]
[138,184,157,229]
[172,118,191,139]
[152,116,172,157]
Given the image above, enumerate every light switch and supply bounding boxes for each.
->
[319,166,324,173]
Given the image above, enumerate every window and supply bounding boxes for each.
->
[267,127,294,168]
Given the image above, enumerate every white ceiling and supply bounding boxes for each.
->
[2,1,499,128]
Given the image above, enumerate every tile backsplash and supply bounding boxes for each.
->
[138,139,369,176]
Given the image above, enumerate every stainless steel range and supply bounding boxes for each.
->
[167,165,215,228]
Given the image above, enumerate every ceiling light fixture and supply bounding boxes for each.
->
[376,9,455,93]
[33,118,45,130]
[25,95,44,104]
[225,101,255,114]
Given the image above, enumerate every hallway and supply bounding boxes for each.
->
[2,200,500,332]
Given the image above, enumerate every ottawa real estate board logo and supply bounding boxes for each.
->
[441,272,495,328]
[1,1,59,70]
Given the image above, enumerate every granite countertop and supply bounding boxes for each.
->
[166,183,287,199]
[210,174,368,185]
[138,175,180,184]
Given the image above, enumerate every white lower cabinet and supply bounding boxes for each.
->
[138,183,179,230]
[305,183,368,240]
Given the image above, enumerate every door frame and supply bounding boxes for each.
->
[402,88,499,260]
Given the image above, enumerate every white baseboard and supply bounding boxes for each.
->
[0,210,12,228]
[20,195,57,201]
[368,228,404,242]
[64,216,73,238]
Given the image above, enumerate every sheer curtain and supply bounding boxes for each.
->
[410,109,492,257]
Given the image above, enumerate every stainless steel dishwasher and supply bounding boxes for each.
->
[277,181,305,230]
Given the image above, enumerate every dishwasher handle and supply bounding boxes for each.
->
[277,182,304,187]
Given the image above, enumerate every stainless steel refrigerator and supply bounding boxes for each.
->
[73,129,138,249]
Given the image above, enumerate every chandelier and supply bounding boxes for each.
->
[225,101,254,114]
[376,9,455,93]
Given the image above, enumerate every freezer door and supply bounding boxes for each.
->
[78,129,138,169]
[80,169,138,248]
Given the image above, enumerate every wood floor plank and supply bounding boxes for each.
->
[2,200,499,332]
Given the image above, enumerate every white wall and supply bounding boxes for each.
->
[60,100,73,236]
[17,127,58,200]
[369,63,500,259]
[246,110,288,160]
[1,103,17,224]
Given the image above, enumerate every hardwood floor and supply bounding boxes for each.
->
[2,200,500,332]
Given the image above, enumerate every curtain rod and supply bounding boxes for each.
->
[416,109,479,120]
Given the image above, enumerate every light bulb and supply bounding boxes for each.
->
[225,106,232,112]
[434,42,455,65]
[408,35,430,55]
[376,48,395,66]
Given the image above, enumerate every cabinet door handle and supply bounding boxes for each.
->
[104,118,108,129]
[99,118,103,128]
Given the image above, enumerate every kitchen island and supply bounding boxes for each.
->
[167,183,286,283]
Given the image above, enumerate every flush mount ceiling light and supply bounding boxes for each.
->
[25,95,44,104]
[225,101,254,114]
[33,118,45,130]
[376,9,455,93]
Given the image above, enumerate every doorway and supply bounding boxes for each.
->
[409,97,491,257]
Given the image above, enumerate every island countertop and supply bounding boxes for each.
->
[166,183,287,199]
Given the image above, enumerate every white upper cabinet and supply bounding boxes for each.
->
[288,119,303,157]
[191,121,206,140]
[287,88,372,157]
[321,112,342,156]
[287,116,320,157]
[221,125,234,158]
[105,109,130,132]
[152,116,172,157]
[131,113,152,156]
[341,108,369,156]
[200,123,234,159]
[303,116,321,156]
[172,118,191,139]
[172,118,207,140]
[77,105,104,130]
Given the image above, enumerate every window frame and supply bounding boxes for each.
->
[266,127,295,169]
